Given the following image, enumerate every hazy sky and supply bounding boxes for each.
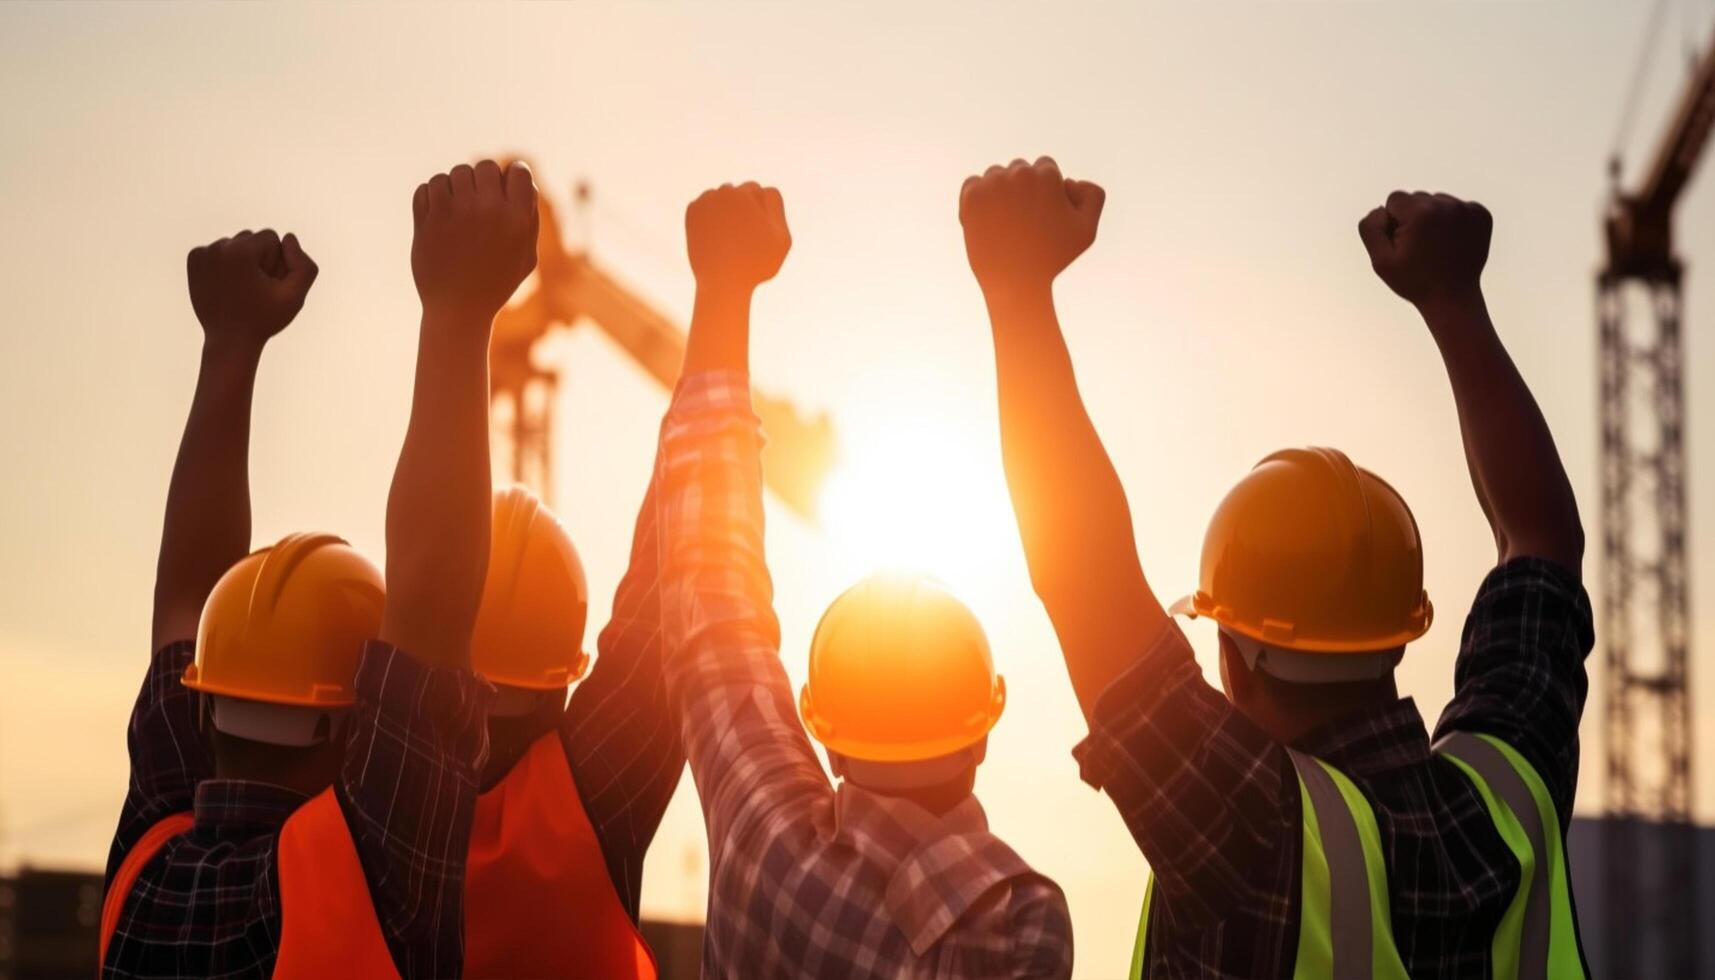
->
[3,3,1713,975]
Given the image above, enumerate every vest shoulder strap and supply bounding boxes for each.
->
[1433,730,1587,980]
[1286,748,1409,980]
[100,811,195,966]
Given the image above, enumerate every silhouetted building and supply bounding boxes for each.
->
[1568,817,1714,977]
[0,867,102,979]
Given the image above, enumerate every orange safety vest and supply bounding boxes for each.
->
[98,790,400,979]
[464,732,658,979]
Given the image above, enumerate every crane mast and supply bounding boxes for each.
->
[489,172,835,519]
[1598,23,1715,978]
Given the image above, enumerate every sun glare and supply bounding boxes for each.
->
[818,397,1023,609]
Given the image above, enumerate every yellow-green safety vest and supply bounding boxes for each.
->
[1128,731,1587,979]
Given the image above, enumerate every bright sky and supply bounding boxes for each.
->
[3,3,1714,975]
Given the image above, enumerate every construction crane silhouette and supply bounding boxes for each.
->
[488,167,835,519]
[1599,19,1714,977]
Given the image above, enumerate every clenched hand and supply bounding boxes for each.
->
[1359,190,1492,310]
[961,157,1105,297]
[685,182,791,291]
[187,230,319,350]
[412,159,539,325]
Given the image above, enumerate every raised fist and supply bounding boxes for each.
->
[186,230,318,348]
[960,157,1105,294]
[1359,191,1492,307]
[685,182,791,290]
[412,160,538,321]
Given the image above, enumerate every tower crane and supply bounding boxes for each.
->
[1598,19,1715,977]
[489,169,835,519]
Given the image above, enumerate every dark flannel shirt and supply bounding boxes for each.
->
[103,641,493,979]
[657,371,1073,980]
[493,465,686,922]
[1075,557,1594,979]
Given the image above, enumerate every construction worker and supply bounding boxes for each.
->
[102,159,538,978]
[654,181,1072,979]
[965,156,1592,977]
[459,479,682,978]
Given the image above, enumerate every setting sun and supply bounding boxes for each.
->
[818,374,1025,613]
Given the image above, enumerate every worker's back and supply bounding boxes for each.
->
[697,770,1068,979]
[1091,558,1591,979]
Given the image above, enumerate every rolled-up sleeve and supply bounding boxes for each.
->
[1071,622,1294,928]
[655,371,828,855]
[107,640,214,884]
[1434,557,1594,823]
[339,641,493,979]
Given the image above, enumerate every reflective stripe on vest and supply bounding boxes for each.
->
[1433,731,1587,980]
[1129,750,1407,980]
[273,788,400,979]
[99,811,195,967]
[1128,735,1587,979]
[464,732,658,980]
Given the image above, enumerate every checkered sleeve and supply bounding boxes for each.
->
[339,641,494,979]
[562,466,687,919]
[1007,876,1075,979]
[1434,556,1594,823]
[1071,622,1296,931]
[655,371,830,865]
[106,640,213,884]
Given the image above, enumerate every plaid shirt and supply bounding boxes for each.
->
[103,640,493,978]
[656,371,1073,980]
[494,467,686,921]
[1075,557,1594,979]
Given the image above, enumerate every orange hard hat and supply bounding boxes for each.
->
[799,573,1005,763]
[471,486,590,690]
[183,533,385,707]
[1171,447,1433,654]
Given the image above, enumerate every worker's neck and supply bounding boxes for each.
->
[1245,673,1402,745]
[481,695,565,791]
[849,772,977,817]
[212,742,339,799]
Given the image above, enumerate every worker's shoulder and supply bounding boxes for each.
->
[940,828,1069,931]
[887,829,1070,966]
[970,858,1073,967]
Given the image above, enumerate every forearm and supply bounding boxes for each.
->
[985,286,1167,720]
[1420,290,1583,574]
[152,340,264,650]
[379,311,493,669]
[683,284,752,375]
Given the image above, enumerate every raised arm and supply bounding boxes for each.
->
[657,182,826,850]
[152,231,317,651]
[380,161,538,667]
[961,157,1168,722]
[338,162,533,976]
[1359,192,1584,576]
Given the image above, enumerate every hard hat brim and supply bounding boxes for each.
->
[1170,592,1434,654]
[181,664,356,708]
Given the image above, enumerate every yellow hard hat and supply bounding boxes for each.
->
[1171,448,1433,654]
[471,486,590,690]
[183,533,385,707]
[799,573,1005,763]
